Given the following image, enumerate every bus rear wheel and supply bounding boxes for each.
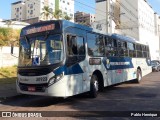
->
[90,74,99,98]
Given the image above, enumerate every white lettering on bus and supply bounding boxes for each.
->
[110,62,130,66]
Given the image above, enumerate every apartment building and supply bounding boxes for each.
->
[11,0,55,24]
[56,0,74,22]
[120,0,159,60]
[11,1,26,21]
[74,11,95,26]
[95,0,160,60]
[11,0,74,24]
[25,0,55,21]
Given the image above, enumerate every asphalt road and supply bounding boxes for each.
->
[0,71,160,120]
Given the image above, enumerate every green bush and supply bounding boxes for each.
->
[0,27,20,46]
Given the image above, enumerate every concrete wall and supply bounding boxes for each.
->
[0,46,19,67]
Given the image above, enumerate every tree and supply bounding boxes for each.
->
[52,9,62,20]
[41,6,53,20]
[63,13,72,21]
[41,6,71,21]
[0,28,20,46]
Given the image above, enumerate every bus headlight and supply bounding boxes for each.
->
[48,73,63,86]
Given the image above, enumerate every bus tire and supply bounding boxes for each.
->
[90,74,99,98]
[135,68,142,83]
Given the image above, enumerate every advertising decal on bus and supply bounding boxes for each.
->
[103,57,134,70]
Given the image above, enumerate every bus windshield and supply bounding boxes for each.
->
[19,34,63,67]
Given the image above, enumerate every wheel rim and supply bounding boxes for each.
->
[138,73,141,80]
[94,80,98,92]
[137,69,142,81]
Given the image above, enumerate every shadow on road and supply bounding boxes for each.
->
[0,72,160,113]
[0,85,131,107]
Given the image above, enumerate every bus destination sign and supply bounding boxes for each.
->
[25,24,55,35]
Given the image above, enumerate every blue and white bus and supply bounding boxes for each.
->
[15,20,151,98]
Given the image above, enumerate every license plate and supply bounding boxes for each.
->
[28,86,36,92]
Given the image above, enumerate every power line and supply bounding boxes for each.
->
[74,0,140,37]
[115,0,138,20]
[75,0,136,29]
[74,0,139,28]
[124,0,138,12]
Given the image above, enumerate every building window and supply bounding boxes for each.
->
[17,8,19,12]
[70,14,73,17]
[30,10,33,15]
[30,4,33,9]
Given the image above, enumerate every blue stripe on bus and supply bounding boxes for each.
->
[102,57,134,70]
[54,64,84,75]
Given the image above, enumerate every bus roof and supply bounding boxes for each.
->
[111,34,148,45]
[21,20,93,36]
[111,33,136,43]
[21,20,148,46]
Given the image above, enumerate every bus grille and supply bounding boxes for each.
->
[18,69,50,76]
[19,83,48,92]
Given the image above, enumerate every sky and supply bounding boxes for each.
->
[0,0,160,20]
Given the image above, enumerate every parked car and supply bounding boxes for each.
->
[151,60,160,64]
[151,60,160,72]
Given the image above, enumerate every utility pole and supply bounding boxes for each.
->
[106,0,110,34]
[158,25,160,59]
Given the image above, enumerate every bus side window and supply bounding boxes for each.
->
[117,40,126,57]
[123,42,128,57]
[112,39,118,56]
[136,44,143,58]
[67,35,77,55]
[66,35,85,66]
[77,36,85,55]
[128,42,134,57]
[67,35,85,56]
[146,46,150,58]
[105,37,115,57]
[87,33,105,57]
[133,44,136,57]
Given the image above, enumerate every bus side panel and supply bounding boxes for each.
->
[133,58,152,77]
[65,74,83,97]
[64,27,91,96]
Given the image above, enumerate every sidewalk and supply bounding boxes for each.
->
[0,83,19,99]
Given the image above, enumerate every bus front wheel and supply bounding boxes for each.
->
[90,74,99,98]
